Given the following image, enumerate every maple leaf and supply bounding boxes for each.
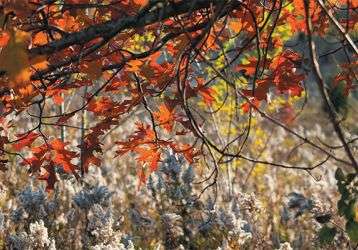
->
[134,145,161,172]
[53,94,64,105]
[50,139,67,151]
[334,61,357,95]
[115,121,173,183]
[198,86,216,106]
[241,79,271,101]
[46,88,64,105]
[172,143,199,164]
[49,139,78,174]
[12,132,39,151]
[154,104,175,132]
[87,97,114,114]
[236,57,260,75]
[270,50,305,96]
[79,134,103,174]
[137,167,147,187]
[241,98,260,113]
[193,78,217,106]
[78,116,119,174]
[140,53,174,88]
[133,122,156,142]
[38,164,58,191]
[22,155,45,173]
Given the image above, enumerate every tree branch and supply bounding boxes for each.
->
[316,0,358,55]
[304,0,358,172]
[29,0,240,56]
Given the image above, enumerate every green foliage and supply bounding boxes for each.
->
[346,220,358,242]
[313,168,358,245]
[335,168,358,243]
[318,225,336,245]
[329,82,348,114]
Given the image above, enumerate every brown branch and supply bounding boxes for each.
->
[196,48,354,168]
[134,74,160,142]
[304,0,358,172]
[316,0,358,55]
[29,0,241,56]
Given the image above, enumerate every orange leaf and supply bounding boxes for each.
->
[49,138,66,151]
[195,78,216,106]
[38,165,58,191]
[154,104,175,132]
[87,97,114,114]
[199,86,216,106]
[17,84,35,97]
[53,11,79,32]
[53,94,64,105]
[32,31,48,46]
[229,19,243,33]
[12,132,39,151]
[0,29,31,87]
[127,60,143,72]
[134,146,161,172]
[49,139,78,173]
[0,31,10,47]
[236,57,259,75]
[133,0,149,8]
[241,99,260,113]
[173,143,199,164]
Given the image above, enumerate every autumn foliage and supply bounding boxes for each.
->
[0,0,357,248]
[0,0,357,194]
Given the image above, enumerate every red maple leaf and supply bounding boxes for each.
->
[87,97,114,115]
[12,132,39,151]
[49,139,78,174]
